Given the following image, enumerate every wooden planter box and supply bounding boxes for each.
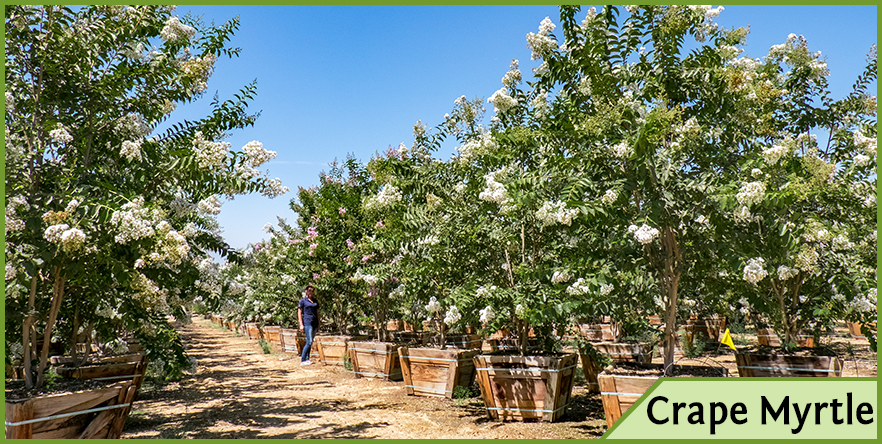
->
[392,331,431,346]
[225,320,237,331]
[488,337,539,353]
[348,341,403,380]
[315,335,367,366]
[54,354,149,396]
[576,323,622,342]
[578,342,652,394]
[734,353,842,377]
[280,328,306,354]
[5,381,136,439]
[473,353,578,422]
[244,323,263,341]
[598,363,729,429]
[647,315,662,325]
[263,325,282,345]
[683,317,726,343]
[847,321,877,339]
[444,334,482,350]
[398,346,480,398]
[755,328,815,347]
[238,324,248,336]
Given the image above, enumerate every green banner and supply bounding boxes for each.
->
[606,379,877,439]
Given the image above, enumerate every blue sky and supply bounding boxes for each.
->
[169,5,877,250]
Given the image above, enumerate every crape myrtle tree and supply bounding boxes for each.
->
[514,5,876,366]
[4,5,287,389]
[725,34,877,349]
[286,157,375,334]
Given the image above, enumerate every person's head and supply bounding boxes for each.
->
[305,284,315,298]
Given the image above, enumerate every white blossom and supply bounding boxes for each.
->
[742,257,768,284]
[49,123,73,144]
[488,88,518,114]
[551,270,570,284]
[526,18,557,60]
[60,227,86,253]
[443,305,462,325]
[515,303,527,319]
[261,177,289,198]
[762,144,789,165]
[736,181,765,207]
[160,16,195,43]
[776,265,799,281]
[566,278,591,296]
[262,222,273,233]
[601,189,618,205]
[632,224,660,245]
[425,296,442,314]
[192,131,230,171]
[197,195,222,215]
[121,139,143,161]
[44,223,70,244]
[6,264,17,281]
[612,141,631,158]
[479,170,511,206]
[479,306,496,324]
[242,140,276,168]
[599,283,613,296]
[536,200,578,227]
[501,59,521,88]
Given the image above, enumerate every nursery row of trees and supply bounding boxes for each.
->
[210,5,877,368]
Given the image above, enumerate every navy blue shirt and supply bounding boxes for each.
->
[299,296,319,327]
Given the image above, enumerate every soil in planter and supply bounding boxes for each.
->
[5,377,118,401]
[739,344,838,357]
[602,362,728,378]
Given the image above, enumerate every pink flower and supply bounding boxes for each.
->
[307,226,318,240]
[344,256,352,264]
[313,273,321,280]
[346,239,355,250]
[254,244,261,251]
[293,239,303,244]
[375,220,385,229]
[339,207,347,215]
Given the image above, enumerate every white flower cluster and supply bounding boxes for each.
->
[5,264,16,281]
[501,59,521,88]
[776,265,799,281]
[195,257,222,297]
[390,284,405,299]
[425,296,442,314]
[43,223,86,253]
[853,129,877,157]
[742,257,768,284]
[854,154,871,167]
[242,140,276,168]
[599,283,613,296]
[768,34,829,80]
[121,139,143,162]
[476,285,496,298]
[847,289,877,313]
[227,281,248,296]
[353,269,379,286]
[116,113,151,138]
[180,54,217,95]
[737,297,750,315]
[611,141,631,158]
[488,88,518,114]
[629,224,660,245]
[536,200,578,227]
[160,16,195,43]
[831,234,854,251]
[49,123,73,144]
[515,303,527,319]
[365,184,402,210]
[262,222,273,233]
[526,17,557,60]
[5,91,14,112]
[736,181,765,207]
[456,131,498,160]
[444,305,462,325]
[566,278,591,296]
[794,246,819,274]
[531,92,549,118]
[479,306,495,324]
[733,206,751,224]
[5,195,29,233]
[762,144,789,165]
[417,235,440,246]
[551,270,570,284]
[479,170,510,206]
[425,193,442,210]
[110,197,159,244]
[198,195,222,215]
[261,177,289,198]
[169,193,197,218]
[601,189,618,205]
[192,131,231,171]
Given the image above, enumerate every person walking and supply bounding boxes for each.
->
[298,283,320,366]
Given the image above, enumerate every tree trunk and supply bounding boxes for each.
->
[22,275,38,389]
[36,267,65,388]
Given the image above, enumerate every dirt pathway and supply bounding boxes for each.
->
[123,318,607,439]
